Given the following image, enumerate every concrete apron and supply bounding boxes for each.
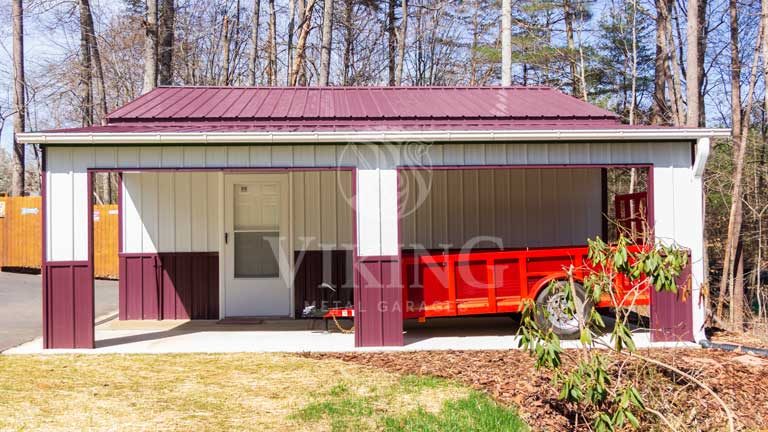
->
[3,317,699,354]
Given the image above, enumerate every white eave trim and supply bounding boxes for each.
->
[16,128,732,145]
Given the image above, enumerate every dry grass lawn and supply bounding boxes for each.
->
[0,353,524,431]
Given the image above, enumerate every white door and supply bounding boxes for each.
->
[224,174,291,317]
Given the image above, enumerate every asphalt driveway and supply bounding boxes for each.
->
[0,272,118,352]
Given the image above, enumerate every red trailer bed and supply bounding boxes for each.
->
[320,191,650,325]
[401,245,647,320]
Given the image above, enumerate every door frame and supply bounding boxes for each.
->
[220,172,294,319]
[215,166,357,320]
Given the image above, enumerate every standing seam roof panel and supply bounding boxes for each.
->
[141,87,203,118]
[208,88,251,118]
[270,88,298,118]
[168,88,216,118]
[241,88,274,117]
[107,87,169,119]
[106,86,622,124]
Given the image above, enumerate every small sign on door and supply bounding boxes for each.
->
[0,201,5,218]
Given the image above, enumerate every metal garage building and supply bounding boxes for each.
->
[17,86,728,349]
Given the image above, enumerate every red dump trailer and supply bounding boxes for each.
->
[323,192,650,335]
[322,244,647,335]
[401,245,647,320]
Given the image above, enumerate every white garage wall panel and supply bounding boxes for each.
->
[400,168,602,249]
[120,170,354,254]
[54,143,692,169]
[121,172,219,253]
[45,141,697,258]
[292,170,354,250]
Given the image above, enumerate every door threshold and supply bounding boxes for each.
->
[218,316,292,324]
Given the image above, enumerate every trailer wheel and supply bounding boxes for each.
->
[535,281,592,338]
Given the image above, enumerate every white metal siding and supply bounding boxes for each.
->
[46,141,695,257]
[119,170,353,254]
[121,171,219,253]
[292,170,354,250]
[400,168,602,249]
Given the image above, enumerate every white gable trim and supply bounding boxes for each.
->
[19,128,730,145]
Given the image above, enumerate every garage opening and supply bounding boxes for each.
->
[399,166,651,338]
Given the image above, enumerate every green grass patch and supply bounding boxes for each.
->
[383,391,529,432]
[294,374,527,432]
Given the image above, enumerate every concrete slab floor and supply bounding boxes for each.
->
[3,316,699,354]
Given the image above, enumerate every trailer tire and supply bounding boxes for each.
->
[534,281,592,339]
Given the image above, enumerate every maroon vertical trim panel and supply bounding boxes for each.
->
[119,252,219,320]
[41,146,48,346]
[86,171,95,346]
[650,258,694,342]
[142,256,160,319]
[44,261,93,348]
[174,253,192,319]
[117,172,123,253]
[354,256,403,347]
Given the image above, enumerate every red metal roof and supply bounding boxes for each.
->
[46,86,631,134]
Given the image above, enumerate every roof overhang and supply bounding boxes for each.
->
[16,128,731,145]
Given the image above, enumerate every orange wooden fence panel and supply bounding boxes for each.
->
[93,204,119,278]
[0,196,42,270]
[0,197,119,279]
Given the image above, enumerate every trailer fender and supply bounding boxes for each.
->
[530,272,584,300]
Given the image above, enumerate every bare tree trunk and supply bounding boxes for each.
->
[501,0,511,86]
[249,0,261,86]
[667,6,685,126]
[395,0,408,85]
[697,0,708,125]
[685,0,700,126]
[222,15,231,85]
[267,0,277,85]
[576,28,589,100]
[11,0,25,197]
[142,0,158,93]
[342,0,353,85]
[387,0,396,85]
[651,0,670,124]
[289,0,317,86]
[79,0,93,127]
[734,242,745,326]
[563,0,579,96]
[81,0,107,125]
[628,0,638,125]
[286,0,296,84]
[233,0,242,81]
[469,0,479,85]
[158,0,175,85]
[318,0,333,86]
[720,15,764,329]
[718,0,744,320]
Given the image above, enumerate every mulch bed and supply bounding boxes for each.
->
[709,327,768,350]
[305,349,768,431]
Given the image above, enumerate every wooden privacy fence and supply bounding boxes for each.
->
[0,197,119,278]
[92,204,119,278]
